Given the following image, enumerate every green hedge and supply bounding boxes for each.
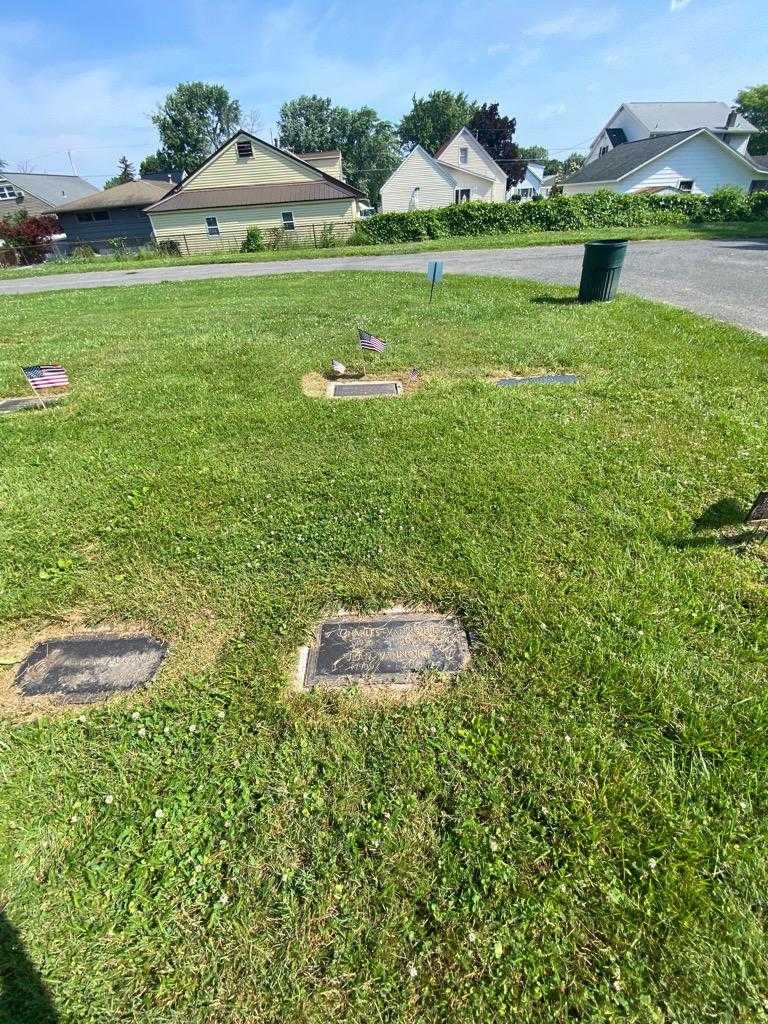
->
[357,187,768,244]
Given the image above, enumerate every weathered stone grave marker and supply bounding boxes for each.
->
[328,381,402,399]
[300,611,470,689]
[0,396,62,414]
[15,634,167,705]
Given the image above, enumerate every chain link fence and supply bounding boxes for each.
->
[0,220,365,266]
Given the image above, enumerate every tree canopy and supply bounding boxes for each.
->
[150,81,242,174]
[519,145,548,161]
[467,103,524,186]
[103,156,135,190]
[736,84,768,155]
[398,90,478,154]
[278,95,400,203]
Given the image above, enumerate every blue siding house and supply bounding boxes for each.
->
[53,179,174,251]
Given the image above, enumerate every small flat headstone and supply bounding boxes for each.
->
[497,374,578,387]
[745,491,768,525]
[303,612,470,688]
[330,381,401,399]
[15,634,167,705]
[0,396,48,414]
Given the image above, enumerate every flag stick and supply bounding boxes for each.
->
[23,373,46,410]
[428,275,436,306]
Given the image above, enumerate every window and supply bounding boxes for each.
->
[750,180,768,193]
[459,146,469,165]
[519,188,531,198]
[281,211,295,230]
[0,184,18,200]
[454,188,471,204]
[75,210,111,223]
[205,216,220,236]
[679,179,694,192]
[236,140,253,158]
[599,145,609,158]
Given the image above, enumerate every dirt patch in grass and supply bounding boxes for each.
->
[0,608,226,720]
[301,370,426,399]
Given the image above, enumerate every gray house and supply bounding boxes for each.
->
[0,172,99,219]
[53,179,174,251]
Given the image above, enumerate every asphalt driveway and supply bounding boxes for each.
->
[1,238,766,334]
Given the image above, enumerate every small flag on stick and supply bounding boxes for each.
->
[359,330,386,354]
[409,368,420,382]
[22,365,69,390]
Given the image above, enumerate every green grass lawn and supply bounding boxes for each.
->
[2,271,768,1023]
[1,220,767,280]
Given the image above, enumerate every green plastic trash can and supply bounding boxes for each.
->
[578,239,628,303]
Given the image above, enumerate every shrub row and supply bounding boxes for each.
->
[357,187,768,244]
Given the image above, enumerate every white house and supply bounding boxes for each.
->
[564,102,768,196]
[380,127,508,212]
[507,161,546,200]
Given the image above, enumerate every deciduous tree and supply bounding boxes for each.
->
[398,90,478,154]
[151,82,242,174]
[736,84,768,155]
[278,95,400,203]
[0,210,58,264]
[468,102,524,186]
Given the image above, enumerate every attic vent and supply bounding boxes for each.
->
[237,140,254,158]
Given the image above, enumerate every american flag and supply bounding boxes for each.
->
[409,367,420,382]
[22,365,69,390]
[359,330,386,354]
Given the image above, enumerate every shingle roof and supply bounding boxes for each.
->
[565,130,701,183]
[53,179,173,213]
[1,172,98,207]
[146,179,361,213]
[626,102,756,133]
[749,155,768,170]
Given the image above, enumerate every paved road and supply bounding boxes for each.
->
[2,238,766,334]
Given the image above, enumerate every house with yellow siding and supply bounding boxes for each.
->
[145,132,367,253]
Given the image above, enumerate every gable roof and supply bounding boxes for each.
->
[1,172,98,207]
[565,128,768,185]
[54,179,172,213]
[437,160,496,183]
[434,127,508,180]
[625,101,756,134]
[155,130,366,207]
[145,180,361,214]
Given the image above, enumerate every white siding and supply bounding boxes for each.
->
[380,148,455,212]
[449,167,494,200]
[565,133,767,196]
[620,134,758,194]
[439,129,507,200]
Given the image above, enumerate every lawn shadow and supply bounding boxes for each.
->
[693,497,745,531]
[670,496,765,552]
[530,296,580,306]
[720,242,768,251]
[0,913,58,1023]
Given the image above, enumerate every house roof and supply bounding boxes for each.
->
[750,155,768,170]
[54,179,172,213]
[567,128,768,185]
[437,160,496,183]
[145,179,362,214]
[566,130,700,183]
[1,172,98,207]
[625,101,756,134]
[434,127,508,180]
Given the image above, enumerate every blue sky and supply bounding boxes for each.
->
[2,0,765,184]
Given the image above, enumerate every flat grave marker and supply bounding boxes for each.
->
[745,491,768,526]
[328,381,402,399]
[0,396,65,415]
[497,374,578,387]
[15,633,167,705]
[301,611,470,689]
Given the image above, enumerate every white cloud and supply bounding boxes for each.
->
[539,103,567,120]
[487,42,511,56]
[670,0,693,9]
[525,8,618,38]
